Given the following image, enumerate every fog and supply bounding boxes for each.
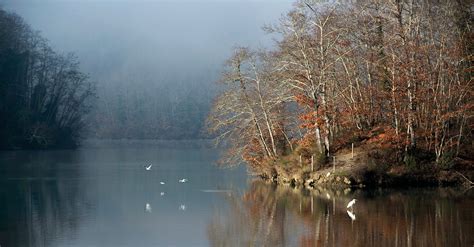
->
[3,0,293,139]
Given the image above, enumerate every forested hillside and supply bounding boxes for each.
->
[0,8,94,149]
[208,0,473,175]
[3,1,291,142]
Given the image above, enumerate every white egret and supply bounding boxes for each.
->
[326,172,331,177]
[178,178,188,183]
[160,181,165,185]
[160,192,165,196]
[326,193,331,199]
[179,204,186,211]
[145,164,153,171]
[347,199,357,209]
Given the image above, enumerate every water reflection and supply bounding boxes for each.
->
[1,148,472,246]
[0,146,249,246]
[0,151,93,247]
[208,181,474,247]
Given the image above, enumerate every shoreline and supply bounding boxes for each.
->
[258,169,472,189]
[254,145,474,189]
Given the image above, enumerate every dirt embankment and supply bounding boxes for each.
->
[261,142,474,189]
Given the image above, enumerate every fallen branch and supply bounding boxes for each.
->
[455,171,474,185]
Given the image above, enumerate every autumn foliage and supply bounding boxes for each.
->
[208,0,473,173]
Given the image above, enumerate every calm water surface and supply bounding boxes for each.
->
[0,143,472,247]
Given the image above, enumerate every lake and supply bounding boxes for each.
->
[0,142,472,247]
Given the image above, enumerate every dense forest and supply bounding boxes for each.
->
[0,8,94,149]
[208,0,473,177]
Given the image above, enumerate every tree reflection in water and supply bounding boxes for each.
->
[0,151,93,247]
[208,181,474,247]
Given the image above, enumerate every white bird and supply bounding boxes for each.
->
[145,203,152,212]
[160,192,165,196]
[346,210,356,221]
[326,172,331,177]
[179,204,186,211]
[160,181,165,185]
[347,199,357,209]
[326,193,331,199]
[178,178,188,183]
[145,164,153,171]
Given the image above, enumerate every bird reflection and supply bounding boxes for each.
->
[145,203,152,213]
[346,210,356,221]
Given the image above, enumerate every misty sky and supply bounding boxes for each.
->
[3,0,294,84]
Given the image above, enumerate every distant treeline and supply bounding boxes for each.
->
[0,8,94,149]
[208,0,472,169]
[86,74,215,140]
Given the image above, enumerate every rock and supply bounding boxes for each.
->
[344,177,351,185]
[336,176,341,182]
